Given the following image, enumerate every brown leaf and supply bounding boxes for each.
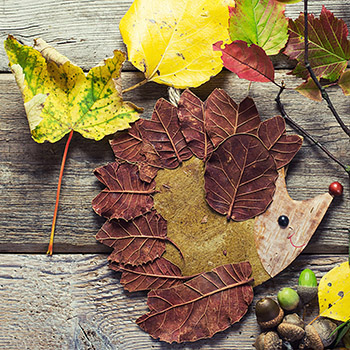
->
[96,210,168,265]
[204,89,261,148]
[177,89,213,160]
[205,134,278,221]
[92,162,156,220]
[110,122,162,182]
[137,262,253,343]
[110,257,190,292]
[140,98,192,168]
[258,116,303,169]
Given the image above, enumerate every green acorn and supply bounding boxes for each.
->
[277,287,300,311]
[297,268,318,304]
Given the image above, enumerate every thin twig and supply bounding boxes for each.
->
[276,86,350,174]
[303,0,350,137]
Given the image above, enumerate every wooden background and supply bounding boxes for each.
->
[1,1,349,349]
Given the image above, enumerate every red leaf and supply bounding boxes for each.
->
[205,89,261,148]
[205,134,277,221]
[213,40,275,83]
[284,6,350,81]
[140,98,192,169]
[92,162,156,220]
[110,122,162,182]
[177,89,213,160]
[110,257,190,292]
[96,210,168,265]
[258,116,302,169]
[137,262,253,343]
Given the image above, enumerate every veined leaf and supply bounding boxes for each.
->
[119,0,234,88]
[110,257,189,292]
[229,0,288,55]
[205,134,278,221]
[295,78,322,101]
[284,6,350,81]
[137,262,253,343]
[319,261,350,322]
[338,70,350,95]
[214,41,275,83]
[4,35,140,143]
[92,162,156,220]
[96,210,167,266]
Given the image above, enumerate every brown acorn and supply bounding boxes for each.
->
[277,313,305,342]
[255,298,284,329]
[254,331,282,350]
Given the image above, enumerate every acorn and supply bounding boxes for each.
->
[277,287,300,311]
[255,298,284,329]
[277,313,305,342]
[297,268,318,304]
[299,318,338,349]
[254,331,282,350]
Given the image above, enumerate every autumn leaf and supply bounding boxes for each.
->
[137,262,253,343]
[92,162,156,221]
[119,0,234,89]
[96,210,168,265]
[205,134,278,221]
[213,41,275,83]
[284,6,350,81]
[204,89,261,148]
[295,78,322,101]
[110,257,191,292]
[258,116,303,169]
[338,70,350,95]
[177,89,213,160]
[4,35,140,143]
[318,261,350,322]
[229,0,288,55]
[139,98,192,168]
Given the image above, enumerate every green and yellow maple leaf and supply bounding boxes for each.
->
[119,0,234,89]
[229,0,289,56]
[4,35,141,143]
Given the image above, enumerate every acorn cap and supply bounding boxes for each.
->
[297,285,318,304]
[254,331,282,350]
[313,318,338,347]
[277,313,305,342]
[303,324,324,350]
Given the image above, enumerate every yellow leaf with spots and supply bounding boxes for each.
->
[120,0,234,89]
[4,35,141,143]
[318,261,350,322]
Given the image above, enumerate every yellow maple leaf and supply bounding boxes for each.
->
[4,35,141,143]
[120,0,234,89]
[318,261,350,322]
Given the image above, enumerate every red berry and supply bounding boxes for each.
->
[329,181,343,196]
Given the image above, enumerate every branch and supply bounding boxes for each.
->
[276,86,350,175]
[303,0,350,138]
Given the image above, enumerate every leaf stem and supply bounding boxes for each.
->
[303,0,350,138]
[122,79,148,94]
[47,130,74,255]
[276,86,350,175]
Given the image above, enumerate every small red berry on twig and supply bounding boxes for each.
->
[328,181,343,196]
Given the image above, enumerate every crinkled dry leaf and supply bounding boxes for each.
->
[137,262,253,343]
[92,162,156,220]
[4,35,141,143]
[96,210,167,265]
[120,0,234,88]
[205,89,261,147]
[110,257,190,292]
[205,134,278,221]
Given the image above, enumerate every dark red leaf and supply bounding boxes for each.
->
[213,40,275,83]
[204,89,261,148]
[140,98,192,169]
[92,162,156,220]
[284,6,350,81]
[205,134,277,221]
[110,257,190,292]
[96,210,167,265]
[137,262,253,343]
[258,116,303,169]
[177,89,213,160]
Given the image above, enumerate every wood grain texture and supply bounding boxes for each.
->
[1,0,350,72]
[1,70,348,253]
[0,254,347,350]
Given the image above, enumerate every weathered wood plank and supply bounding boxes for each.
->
[1,0,350,71]
[1,71,349,253]
[0,254,347,350]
